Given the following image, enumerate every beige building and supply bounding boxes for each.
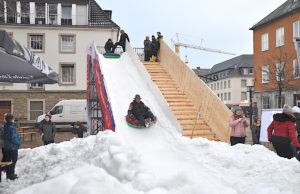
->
[0,0,119,123]
[200,55,254,112]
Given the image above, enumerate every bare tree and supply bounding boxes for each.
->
[261,48,295,108]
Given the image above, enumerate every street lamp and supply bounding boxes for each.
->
[247,85,254,126]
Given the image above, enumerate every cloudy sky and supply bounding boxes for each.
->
[98,0,286,68]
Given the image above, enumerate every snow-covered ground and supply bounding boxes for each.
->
[1,52,300,194]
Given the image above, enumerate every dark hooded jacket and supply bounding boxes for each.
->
[39,119,56,142]
[267,113,300,148]
[128,100,149,118]
[119,33,130,46]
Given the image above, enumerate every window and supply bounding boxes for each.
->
[61,5,72,25]
[211,84,213,90]
[241,79,247,87]
[262,96,270,109]
[50,106,63,115]
[76,5,87,25]
[276,27,284,47]
[29,101,44,121]
[276,63,284,81]
[48,4,58,25]
[262,65,269,83]
[29,34,44,52]
[21,2,30,24]
[261,33,269,51]
[241,92,247,100]
[294,20,300,38]
[221,82,223,89]
[60,64,75,84]
[6,1,16,24]
[29,83,44,90]
[275,95,285,108]
[217,83,219,90]
[221,93,223,101]
[224,93,227,100]
[293,59,300,79]
[60,35,76,53]
[35,3,45,24]
[228,92,231,101]
[0,1,4,23]
[214,83,216,90]
[228,80,231,88]
[249,68,253,75]
[224,81,227,89]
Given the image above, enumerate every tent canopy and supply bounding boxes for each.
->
[0,30,58,84]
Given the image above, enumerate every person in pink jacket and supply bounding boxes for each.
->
[229,107,249,146]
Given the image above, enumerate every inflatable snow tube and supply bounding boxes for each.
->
[125,115,145,128]
[103,53,120,59]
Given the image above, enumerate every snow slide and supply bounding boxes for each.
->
[2,45,300,194]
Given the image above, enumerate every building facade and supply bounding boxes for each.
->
[250,0,300,117]
[0,0,119,123]
[203,55,254,113]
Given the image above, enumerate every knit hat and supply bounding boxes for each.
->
[282,104,295,117]
[45,113,52,119]
[231,105,242,113]
[292,106,300,114]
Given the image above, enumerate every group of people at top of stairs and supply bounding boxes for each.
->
[229,104,300,161]
[104,30,163,62]
[144,32,163,62]
[104,30,130,53]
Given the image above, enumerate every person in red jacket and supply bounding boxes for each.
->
[268,104,300,159]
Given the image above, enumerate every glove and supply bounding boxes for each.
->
[129,114,135,119]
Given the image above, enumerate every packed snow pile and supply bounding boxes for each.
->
[1,52,300,194]
[1,131,300,194]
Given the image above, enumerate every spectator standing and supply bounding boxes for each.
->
[74,121,87,138]
[151,35,157,62]
[113,30,130,52]
[144,36,152,61]
[39,114,56,145]
[3,114,20,180]
[104,38,114,53]
[0,113,7,168]
[229,106,249,146]
[267,104,300,159]
[251,118,261,145]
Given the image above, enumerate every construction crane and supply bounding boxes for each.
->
[172,33,236,56]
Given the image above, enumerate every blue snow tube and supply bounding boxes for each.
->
[103,53,120,59]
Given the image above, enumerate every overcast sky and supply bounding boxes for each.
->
[97,0,286,69]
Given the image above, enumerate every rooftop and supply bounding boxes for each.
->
[250,0,300,30]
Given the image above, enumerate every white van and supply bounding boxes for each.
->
[36,99,87,129]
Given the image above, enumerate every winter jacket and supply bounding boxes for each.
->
[156,35,163,51]
[76,126,87,138]
[229,117,249,137]
[267,113,300,148]
[104,40,114,53]
[3,122,20,151]
[119,33,130,45]
[39,120,56,142]
[294,113,300,133]
[144,39,152,51]
[0,124,4,148]
[128,101,149,118]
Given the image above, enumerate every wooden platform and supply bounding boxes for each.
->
[144,62,218,141]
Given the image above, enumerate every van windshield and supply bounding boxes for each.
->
[50,106,63,115]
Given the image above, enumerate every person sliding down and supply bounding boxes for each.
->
[128,94,156,127]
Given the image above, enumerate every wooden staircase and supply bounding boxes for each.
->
[144,62,218,140]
